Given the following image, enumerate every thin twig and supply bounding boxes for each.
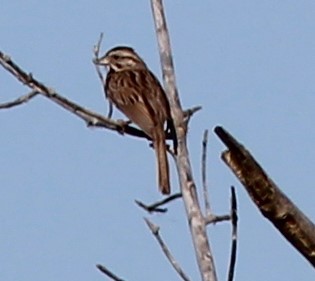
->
[92,32,104,84]
[96,264,126,281]
[144,218,191,281]
[201,129,211,215]
[227,186,238,281]
[92,33,113,118]
[0,90,39,109]
[205,214,230,225]
[184,105,202,124]
[135,192,182,213]
[182,105,202,119]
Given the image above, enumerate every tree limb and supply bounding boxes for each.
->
[215,126,315,267]
[150,1,217,280]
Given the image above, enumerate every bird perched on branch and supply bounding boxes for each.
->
[96,46,176,195]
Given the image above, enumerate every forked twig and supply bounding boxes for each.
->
[144,218,191,281]
[92,33,113,118]
[93,33,105,85]
[135,193,182,213]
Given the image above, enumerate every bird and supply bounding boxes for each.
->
[96,46,175,194]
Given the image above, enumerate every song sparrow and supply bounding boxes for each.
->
[96,46,175,194]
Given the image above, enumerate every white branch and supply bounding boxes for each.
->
[150,1,217,280]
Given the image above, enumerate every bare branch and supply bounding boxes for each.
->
[135,193,182,213]
[0,90,39,109]
[150,1,182,112]
[0,51,150,139]
[201,129,211,215]
[215,126,315,267]
[151,1,217,280]
[96,264,126,281]
[227,186,238,281]
[144,218,191,281]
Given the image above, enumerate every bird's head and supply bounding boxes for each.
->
[95,46,146,72]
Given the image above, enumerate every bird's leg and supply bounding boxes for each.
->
[116,119,132,134]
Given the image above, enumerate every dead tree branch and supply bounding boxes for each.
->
[151,1,217,280]
[215,126,315,267]
[144,218,191,281]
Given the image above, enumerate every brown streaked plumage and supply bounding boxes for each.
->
[96,46,174,194]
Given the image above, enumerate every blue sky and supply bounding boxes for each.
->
[1,1,315,280]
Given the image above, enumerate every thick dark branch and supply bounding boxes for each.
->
[96,264,126,281]
[144,218,191,281]
[215,126,315,267]
[135,192,182,213]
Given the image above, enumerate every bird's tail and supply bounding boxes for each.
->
[154,129,170,195]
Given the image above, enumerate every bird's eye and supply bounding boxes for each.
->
[112,55,119,60]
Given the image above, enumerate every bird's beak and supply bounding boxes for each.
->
[94,55,110,66]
